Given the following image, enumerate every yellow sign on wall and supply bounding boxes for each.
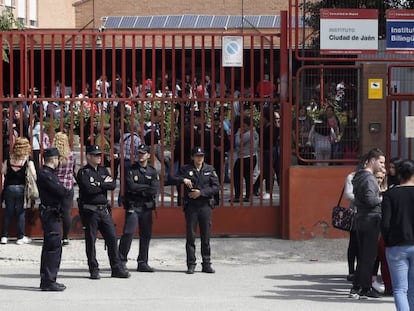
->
[368,79,383,99]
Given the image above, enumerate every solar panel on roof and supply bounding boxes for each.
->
[102,15,303,29]
[165,15,182,28]
[134,16,152,28]
[243,15,259,28]
[274,15,281,28]
[211,15,228,28]
[104,16,122,28]
[149,16,167,28]
[119,16,137,28]
[257,15,275,28]
[196,15,213,28]
[227,15,243,28]
[181,15,198,28]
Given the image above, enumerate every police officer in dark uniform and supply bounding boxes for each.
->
[76,145,130,280]
[37,147,69,291]
[119,144,160,272]
[174,146,219,274]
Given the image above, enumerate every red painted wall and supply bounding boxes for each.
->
[3,204,280,239]
[288,166,354,240]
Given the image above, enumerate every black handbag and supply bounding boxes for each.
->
[331,186,355,232]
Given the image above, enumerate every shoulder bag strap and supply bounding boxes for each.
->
[337,185,345,207]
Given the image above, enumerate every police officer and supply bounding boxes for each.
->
[119,144,160,272]
[76,145,130,280]
[174,146,219,274]
[37,147,69,291]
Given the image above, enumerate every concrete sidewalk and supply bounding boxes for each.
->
[0,238,395,311]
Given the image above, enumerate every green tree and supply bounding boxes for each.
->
[1,8,23,62]
[302,0,414,49]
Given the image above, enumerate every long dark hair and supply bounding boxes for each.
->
[397,159,414,184]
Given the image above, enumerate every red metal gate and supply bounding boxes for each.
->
[0,29,283,238]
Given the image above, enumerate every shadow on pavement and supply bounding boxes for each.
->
[254,274,393,305]
[0,284,40,291]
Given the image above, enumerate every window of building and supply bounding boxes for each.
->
[5,0,15,7]
[29,0,36,24]
[17,0,25,18]
[29,19,36,27]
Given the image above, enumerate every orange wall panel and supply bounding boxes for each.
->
[288,166,354,240]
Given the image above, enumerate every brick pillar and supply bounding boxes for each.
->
[360,63,387,154]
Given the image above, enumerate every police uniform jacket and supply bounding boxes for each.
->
[124,163,159,204]
[177,163,219,206]
[77,164,116,205]
[37,166,68,207]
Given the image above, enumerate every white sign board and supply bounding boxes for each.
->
[320,9,378,54]
[222,36,243,67]
[405,116,414,138]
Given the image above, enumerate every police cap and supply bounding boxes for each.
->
[86,145,102,155]
[138,144,150,154]
[191,146,205,156]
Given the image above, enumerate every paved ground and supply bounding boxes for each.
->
[0,237,395,311]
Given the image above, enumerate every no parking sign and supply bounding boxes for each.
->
[222,36,243,67]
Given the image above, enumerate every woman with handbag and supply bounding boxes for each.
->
[1,137,35,245]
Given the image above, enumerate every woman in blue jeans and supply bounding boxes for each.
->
[382,159,414,310]
[1,137,35,245]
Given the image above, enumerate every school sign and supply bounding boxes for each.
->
[320,9,378,55]
[386,10,414,54]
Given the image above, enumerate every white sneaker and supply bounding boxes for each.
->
[262,193,271,200]
[0,237,7,244]
[372,277,385,294]
[16,236,32,245]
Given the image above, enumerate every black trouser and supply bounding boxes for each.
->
[348,229,359,275]
[61,188,74,240]
[119,207,153,265]
[353,213,381,290]
[185,204,212,268]
[254,150,276,193]
[233,155,257,199]
[82,208,122,273]
[213,153,223,204]
[40,210,62,286]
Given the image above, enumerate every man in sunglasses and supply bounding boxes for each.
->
[119,144,160,272]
